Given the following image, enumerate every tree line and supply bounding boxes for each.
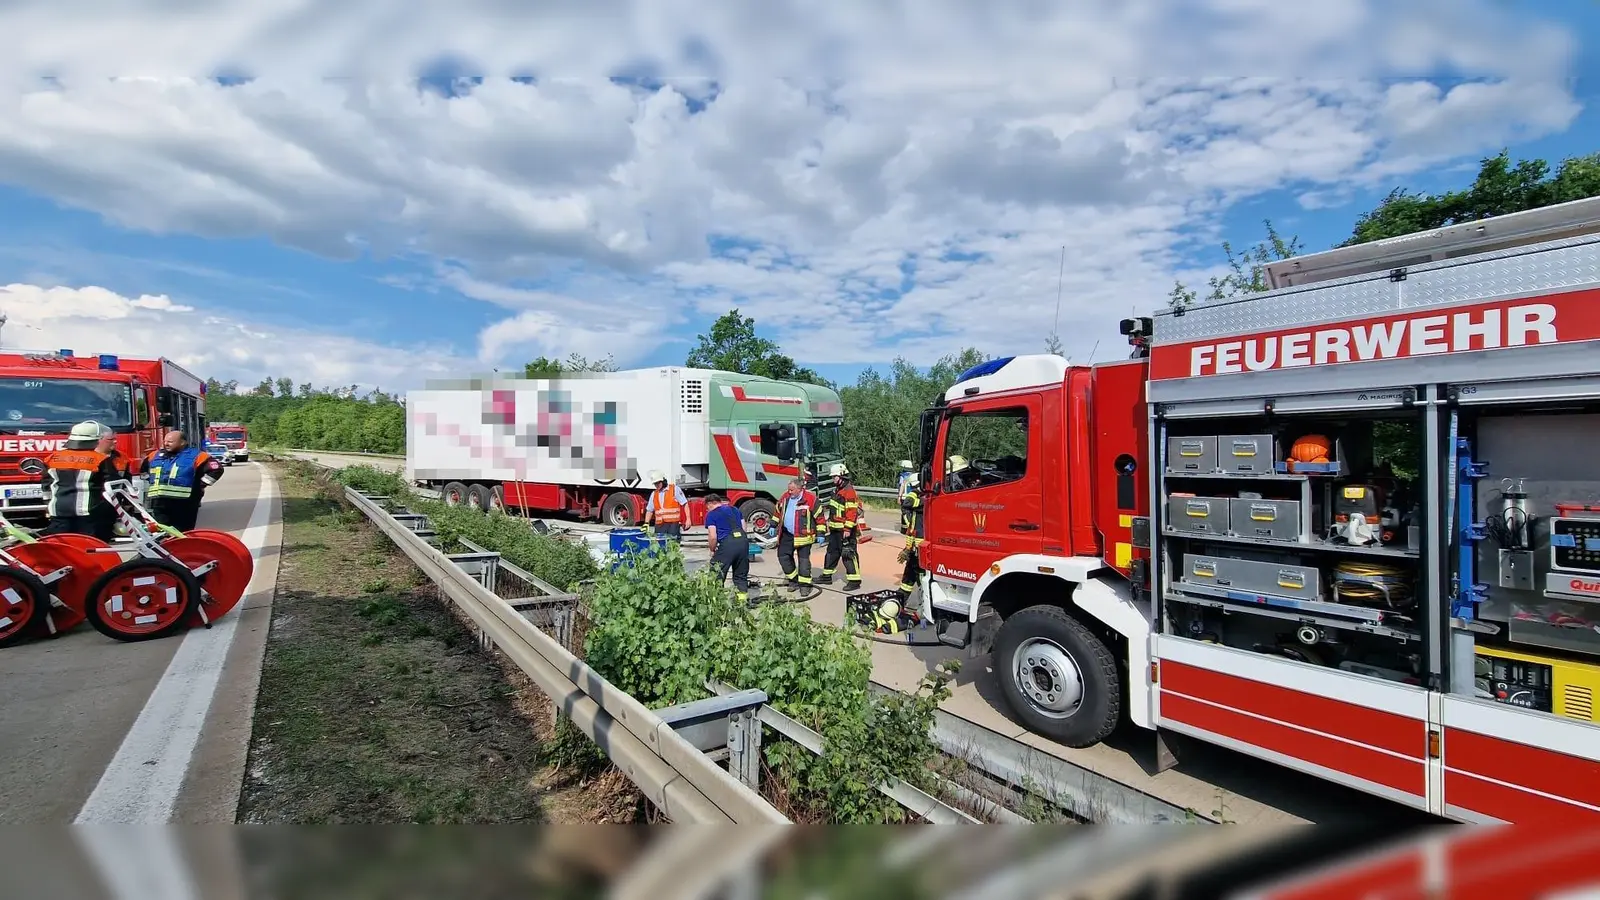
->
[206,149,1598,482]
[204,378,406,454]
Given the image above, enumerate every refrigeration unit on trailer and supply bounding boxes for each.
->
[912,194,1600,823]
[405,366,845,540]
[0,350,206,517]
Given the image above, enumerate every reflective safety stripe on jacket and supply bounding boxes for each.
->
[780,488,819,545]
[901,491,925,549]
[145,447,212,499]
[650,485,683,523]
[43,449,112,518]
[826,486,862,531]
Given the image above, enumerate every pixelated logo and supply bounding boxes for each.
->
[479,384,636,483]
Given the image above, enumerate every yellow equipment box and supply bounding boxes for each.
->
[1475,644,1599,725]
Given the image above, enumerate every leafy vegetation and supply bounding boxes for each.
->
[686,308,826,384]
[205,378,406,454]
[580,541,955,822]
[334,465,600,592]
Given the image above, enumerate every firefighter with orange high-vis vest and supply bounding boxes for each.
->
[644,470,687,541]
[816,462,865,591]
[775,477,821,597]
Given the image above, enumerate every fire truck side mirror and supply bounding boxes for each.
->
[159,412,175,427]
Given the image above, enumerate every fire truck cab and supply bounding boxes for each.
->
[0,350,207,517]
[917,196,1600,823]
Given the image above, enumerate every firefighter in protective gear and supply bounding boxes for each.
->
[897,480,925,605]
[816,462,865,591]
[143,430,224,532]
[644,470,686,541]
[41,421,122,540]
[776,477,821,597]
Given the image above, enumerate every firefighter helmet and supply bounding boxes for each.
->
[829,463,850,478]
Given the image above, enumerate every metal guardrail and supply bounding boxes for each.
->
[342,486,788,824]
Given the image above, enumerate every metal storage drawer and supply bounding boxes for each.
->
[1180,554,1323,601]
[1228,498,1302,542]
[1166,495,1228,534]
[1218,434,1275,474]
[1166,436,1218,474]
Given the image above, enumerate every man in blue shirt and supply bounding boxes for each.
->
[703,494,751,605]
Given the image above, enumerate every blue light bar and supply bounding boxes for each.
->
[59,349,74,357]
[98,354,119,370]
[953,356,1013,384]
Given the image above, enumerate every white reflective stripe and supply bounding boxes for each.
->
[111,595,124,612]
[0,617,11,629]
[165,587,177,605]
[132,576,158,587]
[134,614,158,625]
[2,587,21,606]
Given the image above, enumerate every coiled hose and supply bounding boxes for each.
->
[1332,560,1415,610]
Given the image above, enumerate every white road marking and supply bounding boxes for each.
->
[74,464,277,824]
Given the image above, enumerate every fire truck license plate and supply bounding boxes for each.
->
[3,486,42,500]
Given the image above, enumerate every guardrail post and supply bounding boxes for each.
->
[727,707,762,791]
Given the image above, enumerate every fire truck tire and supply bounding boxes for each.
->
[993,605,1121,748]
[738,498,779,547]
[441,482,469,507]
[84,558,200,642]
[467,484,494,513]
[601,492,637,527]
[0,565,50,648]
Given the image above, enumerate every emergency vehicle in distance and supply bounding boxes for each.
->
[406,366,845,541]
[206,422,250,462]
[913,195,1600,824]
[0,350,207,518]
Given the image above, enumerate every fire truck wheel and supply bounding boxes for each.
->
[739,498,779,547]
[442,482,469,507]
[0,565,50,648]
[994,605,1121,748]
[467,484,494,513]
[601,492,637,527]
[84,558,200,642]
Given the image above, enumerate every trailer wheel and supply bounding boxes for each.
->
[739,498,780,547]
[601,492,637,527]
[0,565,50,648]
[993,605,1121,747]
[489,485,506,513]
[442,482,468,507]
[467,484,494,513]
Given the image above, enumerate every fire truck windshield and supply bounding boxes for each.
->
[214,429,245,442]
[0,377,133,430]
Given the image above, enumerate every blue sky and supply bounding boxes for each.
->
[1,0,1597,392]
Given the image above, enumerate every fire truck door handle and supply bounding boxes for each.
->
[1010,520,1040,531]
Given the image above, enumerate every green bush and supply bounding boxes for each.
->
[330,465,598,593]
[577,540,951,823]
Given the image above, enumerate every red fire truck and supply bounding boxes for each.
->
[915,195,1600,823]
[0,350,207,517]
[207,422,250,461]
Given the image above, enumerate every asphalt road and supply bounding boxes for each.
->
[0,461,282,828]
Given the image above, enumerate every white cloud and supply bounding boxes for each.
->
[0,283,476,391]
[0,0,1585,374]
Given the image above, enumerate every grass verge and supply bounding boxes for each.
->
[238,460,640,823]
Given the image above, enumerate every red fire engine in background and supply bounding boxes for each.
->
[914,196,1600,823]
[206,422,250,462]
[0,350,207,518]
